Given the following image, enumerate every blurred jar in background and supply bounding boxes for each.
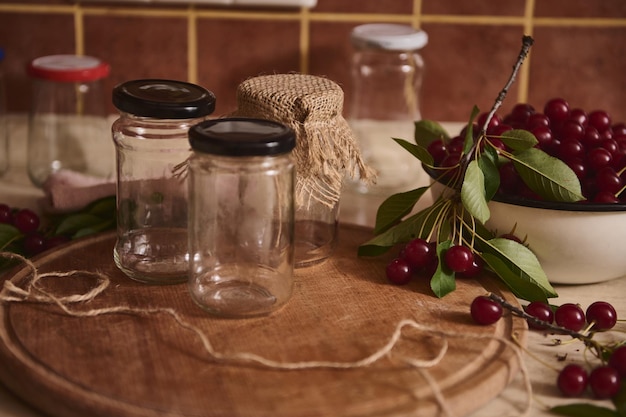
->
[27,54,112,187]
[0,47,7,177]
[347,23,428,195]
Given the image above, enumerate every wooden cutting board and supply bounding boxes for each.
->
[0,224,527,417]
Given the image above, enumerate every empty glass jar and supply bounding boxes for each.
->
[27,54,112,187]
[347,23,428,194]
[187,118,296,317]
[112,79,216,285]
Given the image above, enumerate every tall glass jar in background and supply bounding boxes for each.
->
[0,48,7,177]
[112,79,216,285]
[27,55,112,187]
[347,24,428,195]
[187,118,296,318]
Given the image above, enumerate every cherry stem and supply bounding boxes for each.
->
[486,293,608,359]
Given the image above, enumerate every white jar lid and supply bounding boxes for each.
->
[351,23,428,51]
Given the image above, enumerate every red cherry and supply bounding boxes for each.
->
[470,295,503,325]
[557,364,588,397]
[585,301,617,331]
[444,245,474,273]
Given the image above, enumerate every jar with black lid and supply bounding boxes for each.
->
[187,117,296,317]
[112,79,216,285]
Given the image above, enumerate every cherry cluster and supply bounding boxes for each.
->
[0,203,69,256]
[427,97,626,203]
[471,295,624,400]
[385,237,484,285]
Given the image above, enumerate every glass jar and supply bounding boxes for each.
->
[347,23,428,195]
[27,54,112,187]
[231,73,368,268]
[0,47,7,177]
[112,79,216,285]
[187,118,296,318]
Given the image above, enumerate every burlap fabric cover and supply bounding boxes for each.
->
[232,74,374,208]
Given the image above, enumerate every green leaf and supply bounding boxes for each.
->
[549,403,619,417]
[359,203,448,257]
[511,148,584,202]
[481,253,550,302]
[463,106,481,154]
[480,237,557,301]
[478,151,500,201]
[392,138,434,166]
[461,160,490,224]
[86,196,116,217]
[414,120,450,148]
[55,213,107,236]
[374,187,429,235]
[0,224,22,251]
[430,240,456,298]
[497,129,538,151]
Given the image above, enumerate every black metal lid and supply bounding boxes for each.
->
[189,118,296,157]
[112,79,216,119]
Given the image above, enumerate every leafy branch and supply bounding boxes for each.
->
[358,35,585,302]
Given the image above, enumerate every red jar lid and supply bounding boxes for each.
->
[27,55,110,82]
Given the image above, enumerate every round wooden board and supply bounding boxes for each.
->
[0,224,526,417]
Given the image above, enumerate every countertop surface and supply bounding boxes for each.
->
[0,116,624,417]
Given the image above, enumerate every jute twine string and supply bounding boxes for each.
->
[0,251,532,417]
[231,74,376,209]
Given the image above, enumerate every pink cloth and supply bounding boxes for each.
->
[41,170,115,212]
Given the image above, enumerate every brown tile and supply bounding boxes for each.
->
[0,11,75,112]
[308,21,355,108]
[197,18,301,116]
[418,24,527,122]
[0,0,67,4]
[528,26,626,123]
[534,0,626,18]
[313,0,413,14]
[422,0,526,16]
[84,14,188,115]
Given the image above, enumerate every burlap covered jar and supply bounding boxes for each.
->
[232,73,373,267]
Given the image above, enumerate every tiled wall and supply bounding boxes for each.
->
[0,0,625,124]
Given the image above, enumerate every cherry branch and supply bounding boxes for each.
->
[480,35,535,134]
[487,292,608,359]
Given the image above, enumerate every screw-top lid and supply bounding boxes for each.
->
[27,55,110,82]
[351,23,428,51]
[189,118,295,157]
[113,79,216,119]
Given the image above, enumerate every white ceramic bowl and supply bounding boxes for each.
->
[427,171,626,285]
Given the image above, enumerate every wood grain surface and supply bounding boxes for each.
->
[0,224,527,417]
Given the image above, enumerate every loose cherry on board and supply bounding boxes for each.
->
[608,345,626,378]
[585,301,617,331]
[557,364,588,397]
[385,258,413,285]
[470,296,503,325]
[589,366,621,399]
[554,303,586,332]
[444,245,474,273]
[402,238,434,270]
[524,301,554,330]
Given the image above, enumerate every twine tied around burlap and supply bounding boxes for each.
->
[231,74,375,208]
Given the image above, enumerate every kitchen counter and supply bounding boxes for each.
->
[0,116,624,417]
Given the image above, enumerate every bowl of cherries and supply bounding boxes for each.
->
[426,97,626,285]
